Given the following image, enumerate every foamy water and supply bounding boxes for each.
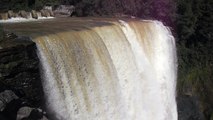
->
[2,18,177,120]
[0,17,54,23]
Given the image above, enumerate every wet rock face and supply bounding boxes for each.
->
[0,90,48,120]
[0,35,46,120]
[0,35,44,107]
[0,90,18,111]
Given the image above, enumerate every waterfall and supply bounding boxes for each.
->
[4,18,177,120]
[27,13,32,19]
[37,12,42,18]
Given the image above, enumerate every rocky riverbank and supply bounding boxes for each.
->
[0,5,75,20]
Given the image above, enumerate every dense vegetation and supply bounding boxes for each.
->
[0,0,59,11]
[0,0,212,119]
[177,0,213,119]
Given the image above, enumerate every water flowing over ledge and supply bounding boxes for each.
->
[0,17,54,23]
[2,18,178,120]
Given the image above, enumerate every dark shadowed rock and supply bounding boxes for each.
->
[177,95,205,120]
[0,30,46,119]
[0,35,44,107]
[17,107,48,120]
[0,90,18,111]
[1,99,26,120]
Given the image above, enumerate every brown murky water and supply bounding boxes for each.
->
[2,18,177,120]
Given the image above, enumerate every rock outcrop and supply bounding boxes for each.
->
[0,88,48,120]
[17,107,48,120]
[0,90,18,111]
[53,5,75,17]
[0,5,76,20]
[0,13,8,20]
[31,10,38,19]
[8,10,15,18]
[0,32,46,119]
[0,35,44,106]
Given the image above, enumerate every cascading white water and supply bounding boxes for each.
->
[3,18,177,120]
[27,13,33,19]
[37,12,42,18]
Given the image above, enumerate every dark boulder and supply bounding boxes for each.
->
[17,107,48,120]
[1,99,26,120]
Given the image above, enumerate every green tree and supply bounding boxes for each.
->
[177,0,213,119]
